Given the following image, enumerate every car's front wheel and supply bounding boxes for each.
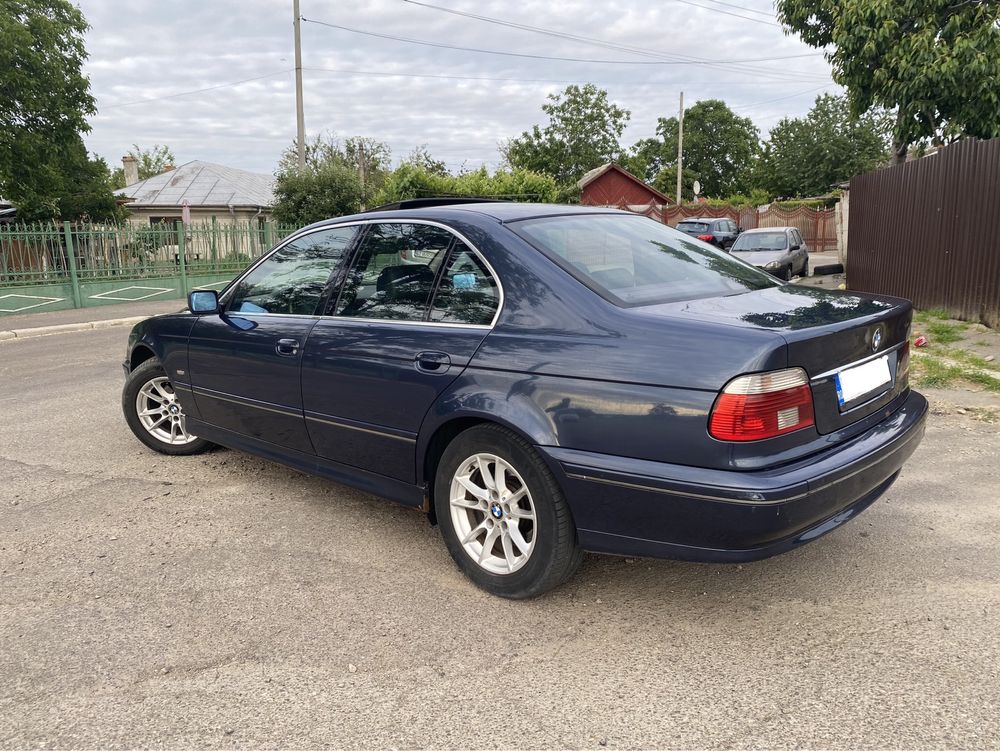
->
[434,424,582,598]
[122,359,213,455]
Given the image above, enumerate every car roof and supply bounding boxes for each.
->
[678,217,725,223]
[741,227,794,234]
[301,202,633,231]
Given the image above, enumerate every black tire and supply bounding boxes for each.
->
[434,424,582,598]
[784,265,793,281]
[802,260,810,277]
[122,359,213,456]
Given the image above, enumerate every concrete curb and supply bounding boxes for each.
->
[0,315,148,341]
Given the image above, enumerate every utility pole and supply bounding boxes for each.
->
[293,0,306,171]
[676,91,684,206]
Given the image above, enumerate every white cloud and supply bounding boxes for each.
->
[79,0,837,175]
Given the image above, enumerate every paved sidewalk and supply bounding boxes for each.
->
[0,299,183,338]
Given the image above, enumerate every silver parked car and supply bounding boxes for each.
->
[730,227,809,280]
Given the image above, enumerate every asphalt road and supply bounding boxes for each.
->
[1,328,999,750]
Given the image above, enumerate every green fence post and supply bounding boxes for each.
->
[210,216,218,273]
[62,221,83,308]
[176,220,189,297]
[264,221,274,253]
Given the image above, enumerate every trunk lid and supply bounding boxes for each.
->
[646,284,912,433]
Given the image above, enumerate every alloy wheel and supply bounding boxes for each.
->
[134,376,197,446]
[448,453,536,575]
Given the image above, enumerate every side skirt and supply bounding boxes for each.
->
[187,417,425,509]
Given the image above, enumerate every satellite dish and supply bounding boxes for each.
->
[693,180,702,196]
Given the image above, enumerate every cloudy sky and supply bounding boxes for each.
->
[78,0,837,177]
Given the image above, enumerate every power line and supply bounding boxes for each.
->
[98,70,292,110]
[301,16,816,68]
[304,66,815,88]
[699,0,775,18]
[397,0,823,82]
[667,0,777,25]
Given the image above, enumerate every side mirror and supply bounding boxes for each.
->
[188,289,220,314]
[735,227,743,234]
[790,243,801,251]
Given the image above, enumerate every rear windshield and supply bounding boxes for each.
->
[732,231,788,252]
[676,221,709,232]
[511,214,779,307]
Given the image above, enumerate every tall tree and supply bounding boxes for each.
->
[630,99,760,198]
[271,162,362,226]
[0,0,118,220]
[776,0,1000,163]
[502,84,630,188]
[756,94,889,198]
[111,144,176,188]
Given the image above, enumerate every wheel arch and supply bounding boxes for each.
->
[130,343,157,370]
[417,408,556,526]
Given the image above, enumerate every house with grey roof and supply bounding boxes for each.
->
[115,159,276,226]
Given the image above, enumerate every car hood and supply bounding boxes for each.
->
[731,250,785,265]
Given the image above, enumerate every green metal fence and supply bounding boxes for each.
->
[0,220,297,316]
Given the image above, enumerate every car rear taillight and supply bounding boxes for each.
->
[709,367,815,441]
[697,234,714,242]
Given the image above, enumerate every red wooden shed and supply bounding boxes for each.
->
[578,163,674,208]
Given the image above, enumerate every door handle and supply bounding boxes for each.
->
[276,338,300,357]
[415,351,451,374]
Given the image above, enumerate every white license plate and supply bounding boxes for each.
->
[835,355,891,406]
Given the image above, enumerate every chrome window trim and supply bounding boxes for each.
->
[220,218,505,329]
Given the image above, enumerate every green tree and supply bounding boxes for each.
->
[502,84,630,189]
[629,99,760,199]
[776,0,1000,163]
[277,132,390,209]
[756,94,889,198]
[111,144,176,188]
[271,162,362,225]
[0,0,119,221]
[401,145,449,176]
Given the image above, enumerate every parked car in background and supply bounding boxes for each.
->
[675,217,741,250]
[121,201,926,599]
[731,227,810,280]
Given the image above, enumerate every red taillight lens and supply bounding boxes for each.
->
[709,368,815,441]
[697,234,714,242]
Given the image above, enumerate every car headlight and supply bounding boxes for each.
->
[764,261,781,269]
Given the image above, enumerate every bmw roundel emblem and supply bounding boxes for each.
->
[872,328,883,352]
[490,503,504,519]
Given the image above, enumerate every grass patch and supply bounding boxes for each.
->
[941,347,999,372]
[922,319,968,345]
[913,307,952,324]
[913,355,1000,393]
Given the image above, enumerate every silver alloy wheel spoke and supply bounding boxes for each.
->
[135,376,198,446]
[448,452,537,575]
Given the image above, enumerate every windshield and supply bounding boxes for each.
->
[732,231,788,252]
[511,214,779,307]
[676,221,709,233]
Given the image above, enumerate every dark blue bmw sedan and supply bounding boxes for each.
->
[122,201,927,598]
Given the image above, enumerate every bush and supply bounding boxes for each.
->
[272,163,362,225]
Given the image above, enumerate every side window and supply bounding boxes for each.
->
[430,244,500,325]
[227,227,357,315]
[334,223,453,321]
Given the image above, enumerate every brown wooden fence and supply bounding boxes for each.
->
[847,138,1000,327]
[612,202,837,251]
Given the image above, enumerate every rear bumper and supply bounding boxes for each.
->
[541,389,928,562]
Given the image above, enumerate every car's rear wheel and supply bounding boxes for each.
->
[802,260,809,277]
[434,424,582,598]
[122,359,213,455]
